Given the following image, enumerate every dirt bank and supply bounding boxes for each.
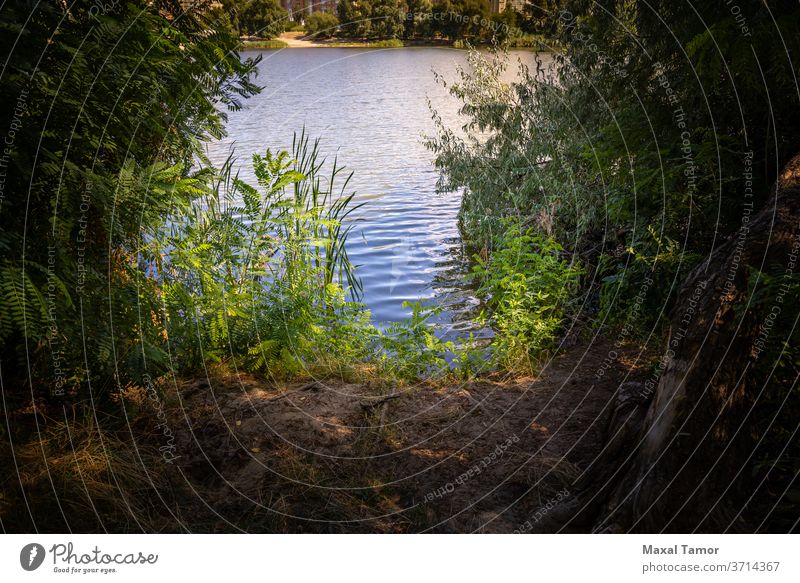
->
[170,338,648,532]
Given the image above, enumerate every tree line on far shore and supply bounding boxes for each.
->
[219,0,560,44]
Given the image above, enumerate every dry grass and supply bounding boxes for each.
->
[1,405,184,532]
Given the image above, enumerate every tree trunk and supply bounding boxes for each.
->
[593,154,800,532]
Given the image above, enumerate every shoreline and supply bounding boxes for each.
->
[241,31,551,51]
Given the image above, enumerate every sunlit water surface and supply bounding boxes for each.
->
[208,48,542,338]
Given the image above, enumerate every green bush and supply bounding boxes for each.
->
[242,39,289,49]
[429,2,800,342]
[304,12,339,39]
[0,1,259,398]
[505,33,548,49]
[368,38,404,48]
[597,226,702,336]
[149,133,461,383]
[285,20,305,32]
[378,302,454,380]
[238,0,287,38]
[150,133,368,377]
[472,226,582,371]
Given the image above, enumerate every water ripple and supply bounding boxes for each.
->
[207,48,539,338]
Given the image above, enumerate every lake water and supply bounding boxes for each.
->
[208,47,539,338]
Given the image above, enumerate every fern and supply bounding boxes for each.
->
[247,339,281,372]
[0,262,52,343]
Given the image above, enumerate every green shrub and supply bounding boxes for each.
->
[238,0,287,38]
[149,133,462,383]
[285,20,305,32]
[505,33,549,49]
[597,226,702,336]
[242,39,289,49]
[368,38,405,48]
[150,133,367,377]
[0,1,259,398]
[304,12,339,39]
[378,301,454,380]
[473,225,582,371]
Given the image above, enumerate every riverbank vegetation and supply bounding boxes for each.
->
[0,0,462,532]
[220,0,288,38]
[0,0,471,404]
[335,0,554,44]
[427,0,800,530]
[216,0,553,48]
[1,0,798,533]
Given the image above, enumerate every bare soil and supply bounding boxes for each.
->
[170,339,648,533]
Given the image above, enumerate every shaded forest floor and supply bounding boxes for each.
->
[167,338,649,533]
[1,338,653,533]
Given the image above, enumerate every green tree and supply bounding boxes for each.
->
[338,0,374,38]
[432,0,490,41]
[521,0,560,35]
[239,0,288,38]
[430,1,450,38]
[430,0,800,346]
[219,0,244,33]
[429,1,800,525]
[0,1,260,398]
[431,0,800,281]
[490,7,518,42]
[371,0,405,39]
[305,11,340,38]
[403,0,433,39]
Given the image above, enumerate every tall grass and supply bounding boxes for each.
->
[149,132,369,377]
[144,131,478,382]
[289,130,364,300]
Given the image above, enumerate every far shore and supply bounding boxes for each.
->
[240,31,550,51]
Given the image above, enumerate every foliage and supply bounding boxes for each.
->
[242,39,290,48]
[367,38,405,48]
[490,8,518,43]
[432,0,491,41]
[505,33,550,49]
[238,0,288,38]
[371,0,406,39]
[597,226,702,334]
[472,226,582,371]
[520,0,560,35]
[337,0,373,38]
[378,302,454,380]
[284,20,305,33]
[428,1,800,335]
[449,333,490,380]
[304,12,340,39]
[336,0,405,39]
[335,0,498,42]
[0,0,469,399]
[150,133,455,382]
[151,133,366,377]
[403,0,434,39]
[427,0,800,527]
[741,270,800,531]
[0,0,260,398]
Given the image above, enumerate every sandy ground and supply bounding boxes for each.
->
[279,31,319,47]
[170,339,647,532]
[276,31,376,48]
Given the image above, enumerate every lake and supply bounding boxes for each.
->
[208,47,540,337]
